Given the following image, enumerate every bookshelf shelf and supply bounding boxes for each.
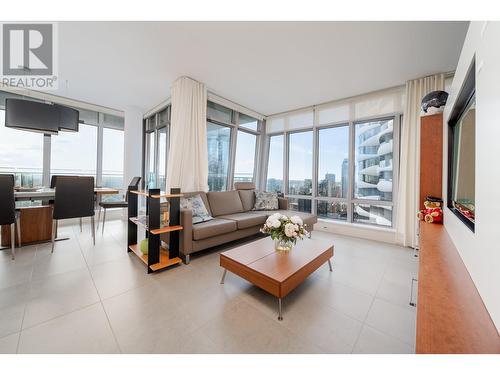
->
[128,216,183,235]
[130,190,184,199]
[128,244,182,271]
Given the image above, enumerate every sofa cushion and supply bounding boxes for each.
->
[182,191,212,216]
[192,218,237,241]
[253,191,279,210]
[238,190,255,211]
[234,182,256,190]
[219,212,267,230]
[180,194,213,224]
[206,191,244,217]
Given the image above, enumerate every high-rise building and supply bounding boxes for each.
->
[341,158,348,198]
[207,125,230,191]
[355,119,394,226]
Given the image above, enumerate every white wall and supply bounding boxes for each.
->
[443,21,500,334]
[123,107,143,188]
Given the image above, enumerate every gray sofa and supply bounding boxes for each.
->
[162,182,317,263]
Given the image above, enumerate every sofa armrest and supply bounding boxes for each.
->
[278,197,288,210]
[180,208,193,256]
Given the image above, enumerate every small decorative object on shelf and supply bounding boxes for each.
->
[417,196,443,224]
[421,90,449,115]
[140,238,148,255]
[260,213,308,252]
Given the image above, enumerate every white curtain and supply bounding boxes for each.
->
[166,76,208,192]
[395,74,444,247]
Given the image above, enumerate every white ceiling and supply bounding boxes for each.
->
[49,21,468,116]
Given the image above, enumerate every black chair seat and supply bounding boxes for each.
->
[99,201,128,208]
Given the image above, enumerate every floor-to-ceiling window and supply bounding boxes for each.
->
[266,135,284,193]
[353,118,394,227]
[0,109,44,187]
[206,100,261,191]
[102,127,125,190]
[207,122,232,191]
[287,130,313,213]
[51,124,98,178]
[143,107,170,190]
[264,88,401,228]
[233,130,257,184]
[317,125,349,220]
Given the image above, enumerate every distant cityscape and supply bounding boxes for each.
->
[1,167,124,202]
[265,119,394,226]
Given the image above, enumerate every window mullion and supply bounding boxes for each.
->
[96,114,104,187]
[42,134,51,187]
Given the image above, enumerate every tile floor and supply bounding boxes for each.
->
[0,218,417,354]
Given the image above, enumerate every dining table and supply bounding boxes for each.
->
[1,187,119,248]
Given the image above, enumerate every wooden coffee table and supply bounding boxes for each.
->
[220,237,334,320]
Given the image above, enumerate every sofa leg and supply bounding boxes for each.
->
[183,254,190,265]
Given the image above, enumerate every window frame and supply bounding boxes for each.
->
[263,110,401,228]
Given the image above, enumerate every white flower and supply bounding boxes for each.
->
[269,213,282,221]
[284,223,296,237]
[266,217,281,229]
[290,215,303,225]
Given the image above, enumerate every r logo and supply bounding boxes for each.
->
[2,23,53,76]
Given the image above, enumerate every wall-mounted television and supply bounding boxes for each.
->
[447,59,475,231]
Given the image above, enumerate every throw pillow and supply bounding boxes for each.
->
[253,191,279,210]
[180,194,213,224]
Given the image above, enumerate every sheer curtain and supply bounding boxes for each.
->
[395,74,444,247]
[166,76,209,192]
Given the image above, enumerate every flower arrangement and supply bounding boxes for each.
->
[260,213,309,251]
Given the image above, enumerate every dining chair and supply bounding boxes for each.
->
[0,174,21,260]
[97,177,141,234]
[50,175,85,232]
[52,176,95,252]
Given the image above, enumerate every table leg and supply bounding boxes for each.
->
[278,298,283,321]
[328,259,333,272]
[220,269,227,284]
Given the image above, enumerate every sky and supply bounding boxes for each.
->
[0,110,44,171]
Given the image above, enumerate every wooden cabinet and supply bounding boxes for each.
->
[419,113,443,209]
[417,223,500,353]
[1,206,53,246]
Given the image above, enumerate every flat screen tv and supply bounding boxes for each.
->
[447,59,475,231]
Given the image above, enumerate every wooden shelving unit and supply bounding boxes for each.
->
[127,186,183,273]
[128,244,182,272]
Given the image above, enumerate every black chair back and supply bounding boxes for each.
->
[0,174,15,225]
[126,176,141,202]
[129,177,141,188]
[53,176,95,220]
[50,175,77,188]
